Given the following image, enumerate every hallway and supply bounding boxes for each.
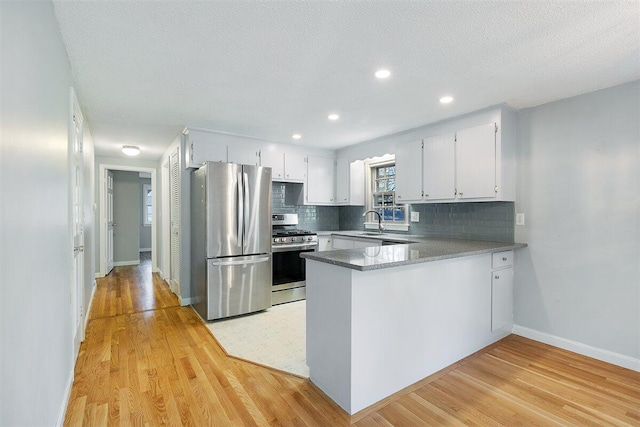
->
[63,258,640,426]
[63,256,347,426]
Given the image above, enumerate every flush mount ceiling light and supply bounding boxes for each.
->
[292,134,302,140]
[122,145,140,156]
[374,69,391,79]
[328,113,340,121]
[439,95,454,104]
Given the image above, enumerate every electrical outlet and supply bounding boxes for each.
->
[516,213,525,226]
[411,211,420,222]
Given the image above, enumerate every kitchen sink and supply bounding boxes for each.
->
[359,232,387,236]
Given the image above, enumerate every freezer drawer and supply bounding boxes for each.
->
[206,254,272,320]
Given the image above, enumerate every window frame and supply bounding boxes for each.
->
[143,183,152,226]
[364,156,409,231]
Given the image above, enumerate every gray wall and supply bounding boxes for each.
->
[112,171,141,263]
[140,177,152,250]
[515,81,640,360]
[0,2,95,425]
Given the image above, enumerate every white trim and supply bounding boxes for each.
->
[364,222,410,232]
[179,296,193,307]
[56,369,74,427]
[99,164,157,277]
[112,260,140,267]
[512,325,640,372]
[140,247,152,252]
[95,272,103,279]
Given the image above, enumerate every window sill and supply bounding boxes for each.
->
[364,222,409,232]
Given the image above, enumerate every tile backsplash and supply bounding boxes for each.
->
[272,182,515,242]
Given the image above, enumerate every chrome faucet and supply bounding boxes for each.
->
[362,210,385,234]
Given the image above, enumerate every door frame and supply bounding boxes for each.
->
[98,164,157,277]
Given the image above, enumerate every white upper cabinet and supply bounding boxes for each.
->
[395,139,424,202]
[228,145,258,166]
[185,137,226,168]
[455,123,496,199]
[335,157,365,205]
[284,152,307,182]
[260,149,284,179]
[306,155,335,204]
[423,133,456,201]
[394,111,515,203]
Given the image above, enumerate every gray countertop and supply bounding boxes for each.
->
[302,234,527,271]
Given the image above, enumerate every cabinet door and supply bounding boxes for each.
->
[335,157,350,204]
[307,156,335,204]
[395,139,423,202]
[456,123,496,199]
[260,149,284,180]
[331,236,354,250]
[317,236,332,251]
[491,267,513,331]
[187,139,226,168]
[284,152,307,181]
[423,133,455,200]
[228,145,256,166]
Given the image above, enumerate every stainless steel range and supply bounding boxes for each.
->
[271,214,317,305]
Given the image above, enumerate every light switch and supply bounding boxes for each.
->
[411,211,420,222]
[516,213,525,226]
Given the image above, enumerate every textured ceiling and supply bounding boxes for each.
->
[52,1,640,161]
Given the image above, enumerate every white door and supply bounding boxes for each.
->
[169,150,181,295]
[106,169,114,275]
[70,90,85,356]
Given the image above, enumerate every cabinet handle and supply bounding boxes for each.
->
[495,275,500,279]
[502,257,508,261]
[425,194,429,198]
[459,192,464,196]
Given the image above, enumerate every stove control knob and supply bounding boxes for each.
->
[307,236,313,241]
[273,238,277,244]
[279,238,285,243]
[292,237,297,242]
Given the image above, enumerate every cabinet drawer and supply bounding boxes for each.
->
[492,251,513,269]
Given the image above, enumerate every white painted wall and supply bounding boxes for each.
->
[112,171,141,264]
[514,81,640,365]
[0,2,94,425]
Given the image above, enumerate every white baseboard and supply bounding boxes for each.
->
[84,281,97,332]
[94,272,103,279]
[56,368,75,427]
[140,247,151,252]
[512,325,640,372]
[112,260,140,267]
[179,296,193,307]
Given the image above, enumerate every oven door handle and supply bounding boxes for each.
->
[272,243,318,252]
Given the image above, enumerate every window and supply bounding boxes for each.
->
[366,157,407,228]
[143,183,152,225]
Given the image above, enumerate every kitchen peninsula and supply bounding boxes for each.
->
[302,238,527,415]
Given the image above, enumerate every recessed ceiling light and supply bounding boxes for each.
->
[292,134,301,140]
[328,114,340,121]
[439,96,454,104]
[375,69,391,79]
[122,145,140,156]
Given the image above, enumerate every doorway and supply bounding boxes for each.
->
[98,164,157,278]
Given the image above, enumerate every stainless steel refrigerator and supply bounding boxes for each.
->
[191,162,272,320]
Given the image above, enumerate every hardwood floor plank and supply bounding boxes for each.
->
[65,259,640,426]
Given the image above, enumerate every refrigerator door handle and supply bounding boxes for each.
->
[210,256,269,267]
[237,173,243,242]
[243,171,250,251]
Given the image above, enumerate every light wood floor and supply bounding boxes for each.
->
[65,259,640,426]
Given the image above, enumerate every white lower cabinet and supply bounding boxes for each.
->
[491,251,513,331]
[331,236,381,249]
[317,236,332,251]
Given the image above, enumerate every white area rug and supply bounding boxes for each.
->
[207,300,309,378]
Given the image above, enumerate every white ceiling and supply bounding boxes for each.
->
[52,1,640,161]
